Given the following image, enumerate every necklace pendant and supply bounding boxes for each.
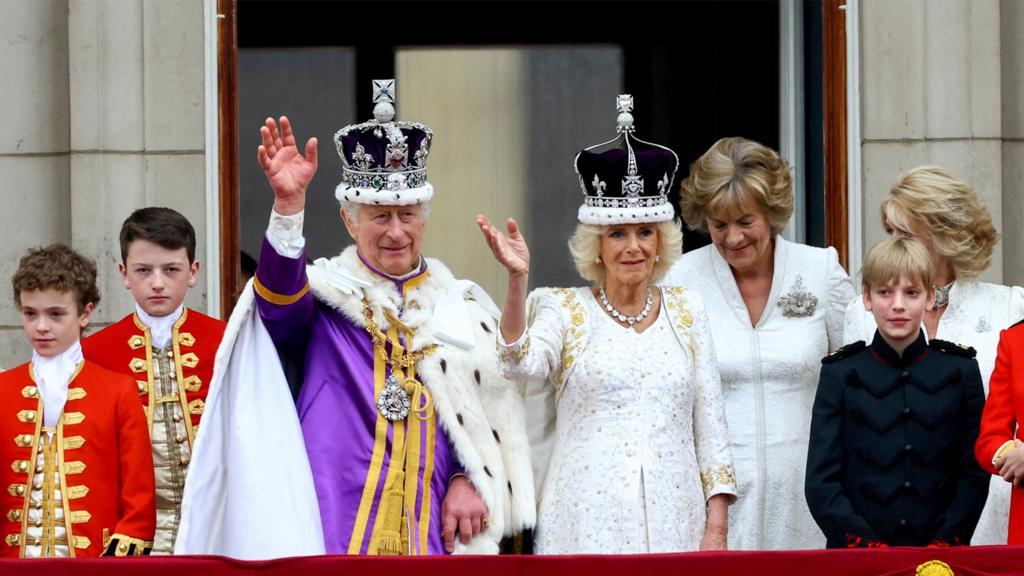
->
[377,373,411,421]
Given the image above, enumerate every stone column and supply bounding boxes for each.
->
[0,1,71,365]
[1002,0,1024,287]
[859,0,1006,284]
[67,0,209,328]
[0,0,210,369]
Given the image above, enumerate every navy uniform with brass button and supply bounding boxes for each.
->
[805,330,989,547]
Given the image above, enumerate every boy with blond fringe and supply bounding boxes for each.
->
[806,237,988,547]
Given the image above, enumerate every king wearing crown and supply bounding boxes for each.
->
[175,81,534,558]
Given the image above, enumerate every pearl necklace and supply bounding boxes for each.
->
[599,286,653,326]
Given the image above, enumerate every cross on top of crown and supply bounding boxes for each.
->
[616,94,635,133]
[373,79,396,105]
[372,79,396,123]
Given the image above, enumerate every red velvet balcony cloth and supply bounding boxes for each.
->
[1,546,1022,576]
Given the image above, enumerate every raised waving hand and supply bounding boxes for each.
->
[257,116,318,216]
[476,215,530,343]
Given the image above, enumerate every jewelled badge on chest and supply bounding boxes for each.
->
[377,373,411,421]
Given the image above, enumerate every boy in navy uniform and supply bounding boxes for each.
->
[805,236,988,547]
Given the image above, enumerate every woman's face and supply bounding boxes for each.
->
[706,197,774,275]
[599,223,659,289]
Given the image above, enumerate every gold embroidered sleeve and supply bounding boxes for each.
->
[496,333,531,365]
[496,288,580,387]
[993,440,1016,467]
[700,465,738,500]
[102,533,153,557]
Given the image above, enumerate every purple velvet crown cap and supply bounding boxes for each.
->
[574,94,679,225]
[333,79,434,206]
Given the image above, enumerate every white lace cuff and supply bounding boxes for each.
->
[266,208,306,258]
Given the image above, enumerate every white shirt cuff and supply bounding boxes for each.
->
[266,208,306,258]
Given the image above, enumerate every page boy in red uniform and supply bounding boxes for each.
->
[83,208,225,554]
[1,244,155,557]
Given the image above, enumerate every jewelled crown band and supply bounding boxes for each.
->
[574,94,679,225]
[334,79,435,206]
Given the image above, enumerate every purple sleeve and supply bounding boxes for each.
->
[255,235,314,349]
[449,459,466,481]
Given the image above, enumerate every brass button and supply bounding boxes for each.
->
[15,486,25,496]
[170,371,177,380]
[172,414,182,423]
[34,465,43,474]
[166,350,174,359]
[137,382,146,393]
[175,435,186,444]
[25,412,35,422]
[26,388,37,398]
[119,543,128,552]
[179,456,190,466]
[17,461,28,472]
[32,479,42,490]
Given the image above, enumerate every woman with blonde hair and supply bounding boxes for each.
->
[665,136,856,550]
[844,165,1024,545]
[478,98,736,553]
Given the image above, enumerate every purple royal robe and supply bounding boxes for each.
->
[255,238,459,555]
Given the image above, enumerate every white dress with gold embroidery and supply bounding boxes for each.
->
[498,286,735,554]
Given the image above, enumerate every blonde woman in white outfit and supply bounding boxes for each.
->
[479,97,737,554]
[665,137,856,550]
[843,165,1024,545]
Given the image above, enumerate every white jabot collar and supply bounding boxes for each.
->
[32,339,84,428]
[135,303,185,349]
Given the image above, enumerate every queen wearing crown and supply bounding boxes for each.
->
[478,95,737,554]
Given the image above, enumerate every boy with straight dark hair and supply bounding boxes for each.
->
[806,236,989,547]
[1,244,155,557]
[83,207,225,554]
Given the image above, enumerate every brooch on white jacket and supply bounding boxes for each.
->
[778,275,818,318]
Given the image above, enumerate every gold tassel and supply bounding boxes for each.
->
[374,470,406,555]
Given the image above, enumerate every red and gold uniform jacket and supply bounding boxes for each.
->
[83,309,225,446]
[975,320,1024,544]
[1,361,155,557]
